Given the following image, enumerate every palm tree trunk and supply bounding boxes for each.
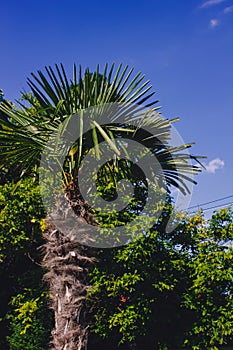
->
[42,221,95,350]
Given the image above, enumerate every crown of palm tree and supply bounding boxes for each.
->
[0,63,203,194]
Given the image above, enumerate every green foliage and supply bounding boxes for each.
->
[0,63,202,191]
[88,207,233,349]
[183,208,233,349]
[0,177,45,263]
[88,209,192,348]
[6,288,52,350]
[0,65,230,349]
[0,178,52,349]
[0,177,232,349]
[1,174,232,349]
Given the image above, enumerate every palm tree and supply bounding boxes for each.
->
[0,63,202,350]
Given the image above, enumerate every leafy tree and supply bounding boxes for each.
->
[87,208,233,349]
[6,283,53,350]
[0,64,201,349]
[1,183,232,349]
[0,178,52,349]
[0,178,45,263]
[183,208,233,349]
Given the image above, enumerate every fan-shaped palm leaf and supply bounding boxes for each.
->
[0,63,203,192]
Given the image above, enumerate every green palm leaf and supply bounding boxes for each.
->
[0,63,203,193]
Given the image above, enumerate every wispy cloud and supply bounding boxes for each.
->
[200,0,227,8]
[223,5,233,12]
[209,18,221,27]
[205,158,224,173]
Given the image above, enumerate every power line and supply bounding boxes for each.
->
[189,201,233,214]
[188,195,233,210]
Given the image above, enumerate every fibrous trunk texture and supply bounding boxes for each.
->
[43,179,97,350]
[42,182,97,350]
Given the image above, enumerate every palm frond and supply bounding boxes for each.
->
[0,63,203,193]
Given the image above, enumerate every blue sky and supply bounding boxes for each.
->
[1,0,233,214]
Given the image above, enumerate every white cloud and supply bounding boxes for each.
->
[205,158,224,173]
[223,5,233,12]
[210,18,221,27]
[200,0,227,8]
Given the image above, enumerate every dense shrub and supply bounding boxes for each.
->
[0,178,52,349]
[88,208,233,349]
